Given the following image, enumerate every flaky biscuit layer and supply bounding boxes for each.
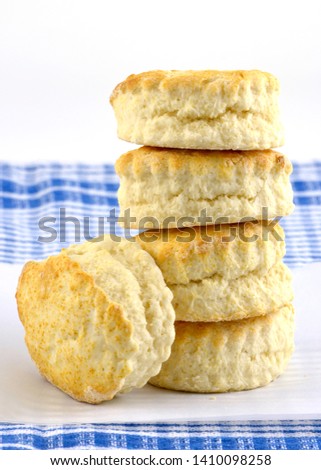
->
[111,70,283,150]
[116,147,294,228]
[136,221,285,285]
[170,262,293,322]
[149,305,294,393]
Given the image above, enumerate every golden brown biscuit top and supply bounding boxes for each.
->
[110,69,279,103]
[136,221,284,261]
[115,146,292,177]
[16,254,134,403]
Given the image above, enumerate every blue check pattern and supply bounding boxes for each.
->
[1,421,321,450]
[1,161,321,266]
[0,161,320,450]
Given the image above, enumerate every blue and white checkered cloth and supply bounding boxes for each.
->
[1,421,321,450]
[1,161,321,450]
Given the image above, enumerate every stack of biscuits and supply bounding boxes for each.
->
[15,69,295,405]
[111,70,295,393]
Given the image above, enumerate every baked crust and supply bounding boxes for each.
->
[116,147,294,228]
[110,70,279,101]
[149,305,295,393]
[16,236,175,403]
[115,147,292,177]
[111,70,283,150]
[136,221,285,285]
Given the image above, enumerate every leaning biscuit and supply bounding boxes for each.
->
[16,235,175,404]
[149,305,294,393]
[110,70,283,150]
[116,147,294,228]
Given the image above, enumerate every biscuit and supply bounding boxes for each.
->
[170,262,293,322]
[149,304,294,393]
[115,147,294,228]
[110,70,283,150]
[16,236,175,403]
[136,222,292,322]
[136,222,285,285]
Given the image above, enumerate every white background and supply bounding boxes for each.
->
[0,0,320,164]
